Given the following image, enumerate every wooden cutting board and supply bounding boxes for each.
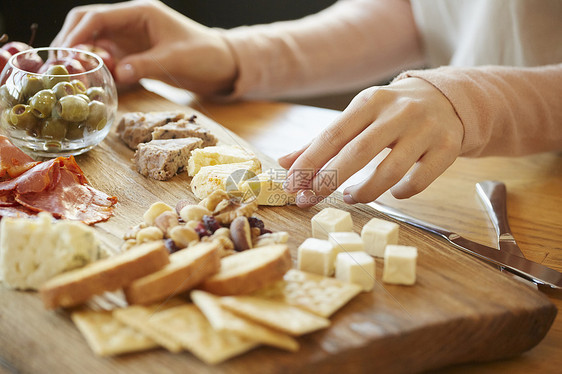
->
[0,90,556,374]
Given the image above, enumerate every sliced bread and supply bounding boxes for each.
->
[124,242,221,305]
[40,241,170,309]
[200,244,291,295]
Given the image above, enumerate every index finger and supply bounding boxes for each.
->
[283,89,379,193]
[59,2,147,48]
[51,5,102,47]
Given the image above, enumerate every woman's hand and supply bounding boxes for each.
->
[52,0,237,95]
[279,77,464,207]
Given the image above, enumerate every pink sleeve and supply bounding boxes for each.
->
[395,64,562,157]
[221,0,424,99]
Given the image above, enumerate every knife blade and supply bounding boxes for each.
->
[476,180,524,257]
[369,201,562,289]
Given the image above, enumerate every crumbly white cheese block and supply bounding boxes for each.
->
[382,245,418,286]
[187,144,261,177]
[297,238,337,276]
[239,171,296,206]
[328,232,365,254]
[335,251,375,292]
[311,208,353,239]
[190,161,258,200]
[0,212,99,290]
[361,217,399,258]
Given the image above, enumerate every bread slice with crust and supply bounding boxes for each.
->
[200,244,291,296]
[40,241,170,309]
[124,242,221,305]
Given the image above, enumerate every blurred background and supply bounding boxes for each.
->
[0,0,358,109]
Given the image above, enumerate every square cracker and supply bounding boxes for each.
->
[191,290,299,352]
[148,304,259,365]
[252,269,362,317]
[112,298,187,353]
[220,296,330,336]
[71,309,158,356]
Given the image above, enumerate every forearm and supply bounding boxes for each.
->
[396,64,562,157]
[221,0,424,99]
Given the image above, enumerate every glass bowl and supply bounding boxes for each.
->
[0,47,117,158]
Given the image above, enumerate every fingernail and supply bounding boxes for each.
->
[116,63,135,82]
[343,192,357,204]
[296,190,318,208]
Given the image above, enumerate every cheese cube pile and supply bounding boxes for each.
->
[335,252,375,291]
[361,218,399,258]
[382,245,418,285]
[297,238,337,276]
[302,208,417,291]
[0,212,99,290]
[311,208,353,239]
[328,232,364,254]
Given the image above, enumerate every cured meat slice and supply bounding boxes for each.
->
[0,138,117,224]
[0,136,40,180]
[16,166,117,224]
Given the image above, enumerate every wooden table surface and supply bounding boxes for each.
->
[2,83,560,374]
[139,81,562,373]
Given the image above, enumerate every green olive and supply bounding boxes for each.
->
[28,89,57,118]
[86,86,106,102]
[0,85,18,107]
[9,104,38,131]
[55,95,89,122]
[40,117,68,140]
[52,81,75,99]
[21,75,45,99]
[42,65,70,89]
[66,123,86,140]
[71,79,87,95]
[76,93,90,103]
[85,100,107,130]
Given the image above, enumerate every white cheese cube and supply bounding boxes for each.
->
[328,232,365,254]
[311,208,353,239]
[361,218,399,258]
[382,245,417,285]
[335,251,375,291]
[297,238,337,276]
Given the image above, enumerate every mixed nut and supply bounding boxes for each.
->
[122,190,288,257]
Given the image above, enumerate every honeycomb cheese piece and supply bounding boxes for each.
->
[297,238,337,276]
[187,144,261,177]
[190,161,258,200]
[239,172,296,206]
[382,245,418,286]
[0,212,99,290]
[328,232,365,254]
[361,217,399,258]
[335,251,375,292]
[311,208,353,240]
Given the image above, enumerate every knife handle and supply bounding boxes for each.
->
[475,181,513,239]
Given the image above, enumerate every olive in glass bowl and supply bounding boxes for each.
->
[0,47,117,157]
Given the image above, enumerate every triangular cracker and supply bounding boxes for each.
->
[148,304,259,365]
[252,269,362,317]
[220,296,330,336]
[71,309,158,356]
[191,290,299,352]
[112,298,187,353]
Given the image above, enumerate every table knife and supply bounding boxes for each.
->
[369,201,562,289]
[476,180,524,257]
